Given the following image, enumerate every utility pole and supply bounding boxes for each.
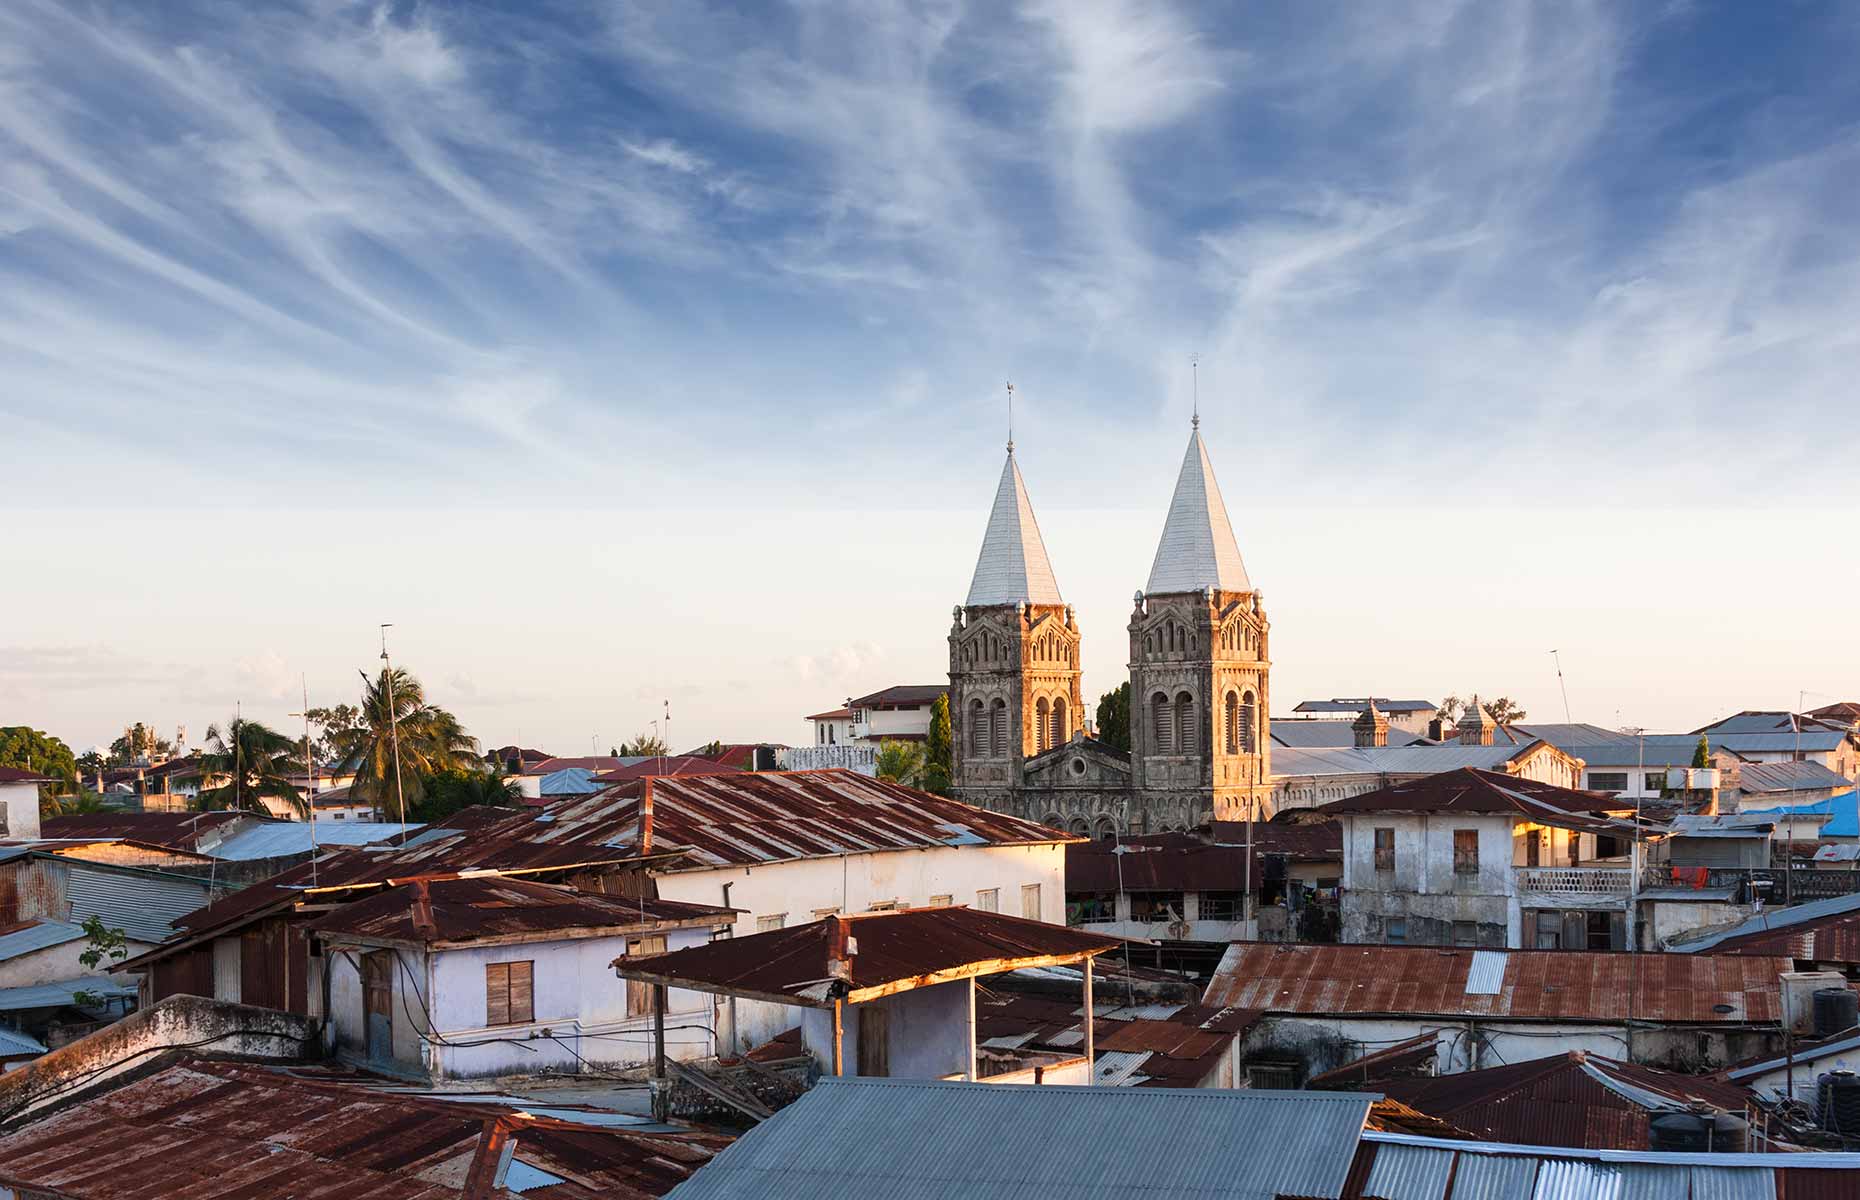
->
[289,677,319,886]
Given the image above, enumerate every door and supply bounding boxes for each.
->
[857,1004,890,1077]
[361,951,393,1063]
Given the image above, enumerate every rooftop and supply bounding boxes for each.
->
[664,1075,1372,1200]
[0,918,86,963]
[847,683,948,709]
[611,907,1121,1007]
[1292,698,1438,715]
[1315,767,1630,834]
[1738,759,1852,794]
[0,766,55,784]
[1270,744,1544,779]
[1204,943,1789,1023]
[307,876,735,947]
[39,810,250,852]
[592,756,743,783]
[1666,890,1860,957]
[1377,1051,1755,1150]
[208,820,424,861]
[1270,721,1428,749]
[0,1058,731,1199]
[966,448,1064,608]
[974,990,1258,1087]
[1144,425,1250,596]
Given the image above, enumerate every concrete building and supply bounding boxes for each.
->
[310,876,734,1081]
[1322,767,1641,949]
[1288,697,1438,736]
[1268,740,1585,812]
[0,767,48,840]
[804,684,948,747]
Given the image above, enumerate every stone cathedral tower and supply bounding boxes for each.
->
[1128,417,1272,826]
[949,445,1084,812]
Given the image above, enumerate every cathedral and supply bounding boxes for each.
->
[949,416,1272,836]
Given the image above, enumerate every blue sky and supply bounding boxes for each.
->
[5,1,1860,752]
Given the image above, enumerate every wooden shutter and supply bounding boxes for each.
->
[857,1004,890,1077]
[508,961,534,1024]
[1608,911,1627,951]
[1021,883,1041,920]
[486,962,510,1026]
[1521,911,1539,948]
[1562,911,1586,950]
[625,937,667,1016]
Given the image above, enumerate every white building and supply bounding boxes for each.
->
[1288,698,1438,737]
[311,876,734,1081]
[0,767,47,840]
[805,684,947,747]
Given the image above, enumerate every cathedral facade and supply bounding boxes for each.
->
[950,418,1272,836]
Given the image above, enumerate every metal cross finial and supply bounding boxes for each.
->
[1191,357,1200,430]
[1006,381,1015,454]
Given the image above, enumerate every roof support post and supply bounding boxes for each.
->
[832,997,845,1077]
[1083,955,1095,1085]
[653,984,667,1081]
[966,976,978,1081]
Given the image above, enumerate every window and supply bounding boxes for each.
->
[1246,1062,1299,1090]
[1384,919,1408,945]
[1223,692,1240,753]
[756,914,786,932]
[1021,883,1042,920]
[1373,827,1395,872]
[975,888,999,913]
[1589,772,1628,792]
[1452,921,1478,946]
[1198,891,1242,922]
[1567,832,1581,867]
[1051,697,1068,747]
[812,907,840,920]
[1536,925,1561,950]
[968,699,985,756]
[1240,691,1257,754]
[1586,911,1615,951]
[1067,893,1115,922]
[1594,833,1624,859]
[485,960,534,1027]
[1035,698,1051,751]
[865,899,899,912]
[1127,892,1183,922]
[927,894,952,908]
[624,935,667,1016]
[1173,691,1195,755]
[990,699,1008,757]
[1643,772,1665,793]
[1151,693,1172,753]
[1524,828,1541,867]
[1453,829,1479,875]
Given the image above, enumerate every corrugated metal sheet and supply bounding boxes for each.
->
[667,1076,1372,1200]
[210,822,423,861]
[1683,1165,1774,1200]
[0,918,85,962]
[1447,1153,1539,1199]
[65,861,215,943]
[1092,1050,1151,1086]
[0,1026,46,1056]
[1612,1163,1689,1200]
[1363,1142,1454,1200]
[1530,1158,1623,1200]
[0,976,137,1012]
[1465,951,1506,995]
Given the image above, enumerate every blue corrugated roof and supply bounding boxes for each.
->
[0,977,138,1012]
[1820,792,1860,837]
[1742,790,1855,825]
[210,821,425,861]
[0,920,86,963]
[0,1027,47,1057]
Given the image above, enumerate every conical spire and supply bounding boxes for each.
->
[966,449,1064,607]
[1144,424,1250,594]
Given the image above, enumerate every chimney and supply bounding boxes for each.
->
[637,777,654,856]
[1459,696,1496,747]
[827,917,856,981]
[1353,701,1389,749]
[410,879,437,940]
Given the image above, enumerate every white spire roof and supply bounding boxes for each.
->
[1144,424,1251,595]
[965,450,1064,607]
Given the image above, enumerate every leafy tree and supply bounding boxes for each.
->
[699,739,724,756]
[618,733,670,756]
[107,722,172,766]
[923,695,952,795]
[1436,695,1464,722]
[412,767,520,824]
[875,740,927,788]
[1095,683,1131,753]
[1692,734,1712,769]
[304,703,364,763]
[41,789,109,819]
[76,914,130,971]
[0,726,82,803]
[336,667,478,822]
[1485,696,1527,724]
[198,717,304,817]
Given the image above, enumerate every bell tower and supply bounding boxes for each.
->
[949,443,1082,816]
[1128,417,1271,828]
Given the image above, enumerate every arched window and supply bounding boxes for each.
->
[1035,698,1051,752]
[1151,693,1172,753]
[991,698,1008,757]
[1240,690,1258,753]
[1092,815,1119,840]
[968,699,985,756]
[1174,691,1195,756]
[1051,697,1068,747]
[1224,691,1240,754]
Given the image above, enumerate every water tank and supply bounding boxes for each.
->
[1648,1111,1712,1152]
[1813,988,1859,1038]
[1821,1071,1860,1135]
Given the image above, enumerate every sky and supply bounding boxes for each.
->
[4,1,1860,755]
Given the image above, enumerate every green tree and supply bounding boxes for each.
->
[923,695,953,795]
[413,766,521,823]
[0,727,82,804]
[1095,683,1131,753]
[618,733,670,756]
[337,667,478,822]
[1692,734,1712,769]
[874,740,927,787]
[304,703,364,763]
[197,717,305,817]
[1436,695,1464,723]
[1485,696,1527,724]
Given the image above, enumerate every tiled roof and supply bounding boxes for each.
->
[1378,1051,1754,1150]
[1144,425,1250,595]
[306,876,734,946]
[611,908,1120,1007]
[0,1058,729,1199]
[966,449,1064,607]
[1204,943,1790,1023]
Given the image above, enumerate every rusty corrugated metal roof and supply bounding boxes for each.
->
[40,811,248,851]
[305,876,734,946]
[1205,943,1789,1024]
[0,1058,729,1198]
[612,907,1120,1006]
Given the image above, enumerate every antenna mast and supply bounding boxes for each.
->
[1005,381,1014,454]
[1192,355,1199,430]
[1550,649,1572,723]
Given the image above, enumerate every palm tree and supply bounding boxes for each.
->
[197,717,304,817]
[337,667,478,821]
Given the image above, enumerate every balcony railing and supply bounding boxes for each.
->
[1515,866,1634,894]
